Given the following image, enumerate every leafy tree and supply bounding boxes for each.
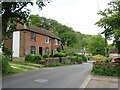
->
[87,34,106,56]
[95,0,120,54]
[1,0,50,44]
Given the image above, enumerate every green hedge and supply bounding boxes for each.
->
[53,52,67,57]
[73,54,87,62]
[25,54,43,64]
[92,61,119,76]
[1,55,16,74]
[69,56,82,64]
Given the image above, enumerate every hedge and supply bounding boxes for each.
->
[25,54,43,63]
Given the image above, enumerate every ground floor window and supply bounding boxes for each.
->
[45,47,49,55]
[31,46,36,55]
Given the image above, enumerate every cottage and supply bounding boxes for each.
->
[4,23,61,57]
[109,48,120,57]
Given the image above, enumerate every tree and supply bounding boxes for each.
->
[95,0,120,54]
[1,0,50,45]
[87,34,106,56]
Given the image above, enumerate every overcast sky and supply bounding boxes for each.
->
[29,0,112,35]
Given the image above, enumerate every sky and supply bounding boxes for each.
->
[29,0,112,35]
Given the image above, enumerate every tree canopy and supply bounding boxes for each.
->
[1,0,50,44]
[95,0,120,53]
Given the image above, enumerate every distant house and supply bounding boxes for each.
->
[79,48,86,56]
[4,23,61,57]
[109,48,120,57]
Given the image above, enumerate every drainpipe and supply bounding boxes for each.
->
[23,32,26,56]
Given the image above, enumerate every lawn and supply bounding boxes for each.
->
[9,61,44,73]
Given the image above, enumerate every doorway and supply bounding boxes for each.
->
[39,47,42,55]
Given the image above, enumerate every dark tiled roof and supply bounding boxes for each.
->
[16,24,60,40]
[109,48,118,53]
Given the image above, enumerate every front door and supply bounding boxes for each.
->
[39,47,42,55]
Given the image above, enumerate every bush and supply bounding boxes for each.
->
[25,54,33,62]
[105,57,113,62]
[73,54,87,62]
[53,52,67,57]
[25,54,43,63]
[92,62,119,76]
[2,55,13,74]
[33,54,43,64]
[69,56,82,64]
[43,54,49,58]
[93,54,107,61]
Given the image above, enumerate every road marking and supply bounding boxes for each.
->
[35,79,48,83]
[80,74,92,88]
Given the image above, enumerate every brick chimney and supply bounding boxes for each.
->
[49,27,54,33]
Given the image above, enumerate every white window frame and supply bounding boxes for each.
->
[45,36,49,43]
[55,39,58,45]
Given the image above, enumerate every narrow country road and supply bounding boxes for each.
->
[3,62,93,88]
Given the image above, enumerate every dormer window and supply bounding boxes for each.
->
[45,36,49,43]
[31,32,36,41]
[55,39,58,45]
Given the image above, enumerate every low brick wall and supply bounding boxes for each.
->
[45,57,71,65]
[13,57,25,61]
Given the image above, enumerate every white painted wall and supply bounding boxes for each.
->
[12,31,20,57]
[109,53,119,57]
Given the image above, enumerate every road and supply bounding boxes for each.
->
[3,62,93,88]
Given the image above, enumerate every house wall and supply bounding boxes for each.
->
[4,29,60,57]
[109,53,119,57]
[19,30,60,57]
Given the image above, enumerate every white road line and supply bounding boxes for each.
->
[80,74,92,88]
[35,79,48,83]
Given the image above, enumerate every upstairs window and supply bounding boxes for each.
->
[55,39,58,45]
[31,46,36,55]
[45,36,49,43]
[31,32,36,41]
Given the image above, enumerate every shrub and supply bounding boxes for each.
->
[105,57,113,62]
[92,61,119,76]
[73,54,87,62]
[2,55,13,74]
[2,46,12,60]
[33,54,43,64]
[43,54,49,58]
[25,54,33,62]
[93,54,107,61]
[53,52,67,57]
[69,56,82,64]
[25,54,43,63]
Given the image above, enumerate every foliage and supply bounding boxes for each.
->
[25,54,33,62]
[25,54,43,63]
[1,0,50,45]
[92,61,119,76]
[93,55,107,61]
[74,54,87,62]
[33,54,43,64]
[105,57,113,62]
[28,15,93,50]
[2,45,12,60]
[1,55,20,74]
[53,52,67,57]
[69,56,82,64]
[95,0,120,54]
[86,34,106,56]
[43,54,49,58]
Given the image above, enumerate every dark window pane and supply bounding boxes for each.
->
[31,32,36,41]
[45,47,49,55]
[31,46,36,55]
